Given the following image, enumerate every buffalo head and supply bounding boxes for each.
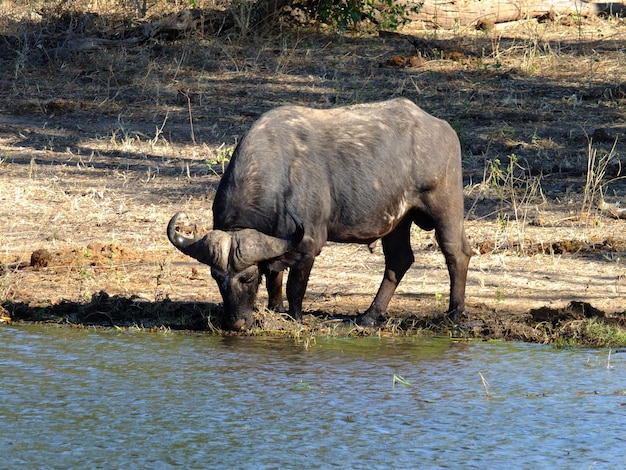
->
[167,211,304,330]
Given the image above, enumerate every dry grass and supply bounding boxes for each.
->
[1,3,626,344]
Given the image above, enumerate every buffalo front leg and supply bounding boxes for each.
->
[357,219,414,327]
[286,255,315,322]
[266,270,285,312]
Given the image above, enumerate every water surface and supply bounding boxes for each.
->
[1,325,625,469]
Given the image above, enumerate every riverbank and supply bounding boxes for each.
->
[1,8,626,345]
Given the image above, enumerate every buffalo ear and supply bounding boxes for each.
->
[265,252,305,272]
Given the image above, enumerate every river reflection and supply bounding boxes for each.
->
[1,325,624,469]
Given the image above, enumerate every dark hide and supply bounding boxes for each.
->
[169,98,472,330]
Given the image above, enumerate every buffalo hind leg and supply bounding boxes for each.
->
[436,221,471,323]
[426,196,472,323]
[266,270,285,312]
[357,219,414,327]
[286,255,315,322]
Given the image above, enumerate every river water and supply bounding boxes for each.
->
[1,325,625,469]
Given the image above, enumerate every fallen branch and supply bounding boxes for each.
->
[37,9,213,59]
[404,0,626,29]
[599,199,626,219]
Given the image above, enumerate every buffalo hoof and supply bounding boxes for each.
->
[447,309,468,324]
[287,311,302,322]
[355,311,385,327]
[268,303,287,314]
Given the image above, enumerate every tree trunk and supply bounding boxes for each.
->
[403,0,626,29]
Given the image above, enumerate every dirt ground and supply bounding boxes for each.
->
[1,7,626,345]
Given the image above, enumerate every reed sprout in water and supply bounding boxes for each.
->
[479,372,491,398]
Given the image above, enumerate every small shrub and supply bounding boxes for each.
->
[316,0,423,31]
[206,143,233,176]
[581,138,618,220]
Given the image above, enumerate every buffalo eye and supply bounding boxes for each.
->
[211,268,226,282]
[237,267,259,285]
[211,268,229,290]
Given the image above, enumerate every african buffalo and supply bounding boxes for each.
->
[168,98,472,331]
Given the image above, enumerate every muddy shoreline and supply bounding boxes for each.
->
[2,241,626,346]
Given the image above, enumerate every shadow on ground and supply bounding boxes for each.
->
[3,290,626,347]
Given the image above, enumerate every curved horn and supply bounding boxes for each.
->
[230,209,305,271]
[167,212,196,250]
[167,212,231,271]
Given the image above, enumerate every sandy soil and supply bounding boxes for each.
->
[1,10,626,344]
